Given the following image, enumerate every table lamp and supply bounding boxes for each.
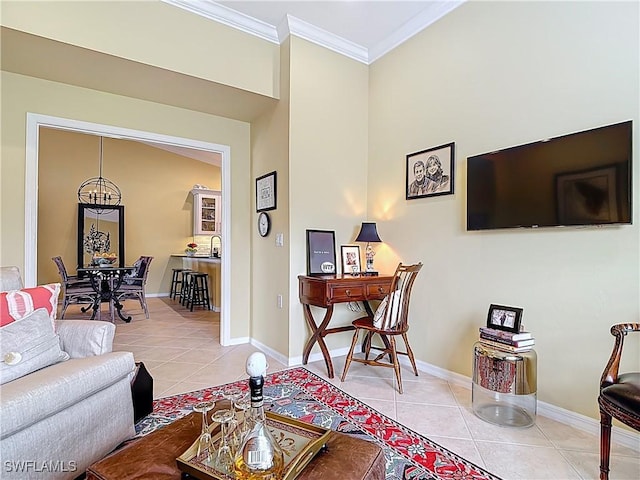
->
[355,222,382,275]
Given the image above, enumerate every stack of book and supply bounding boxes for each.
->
[478,326,535,352]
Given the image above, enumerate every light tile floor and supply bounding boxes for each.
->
[66,298,639,480]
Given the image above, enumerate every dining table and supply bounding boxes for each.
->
[77,265,135,323]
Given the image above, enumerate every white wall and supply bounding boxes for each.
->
[367,1,639,419]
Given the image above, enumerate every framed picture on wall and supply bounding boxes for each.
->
[306,230,336,275]
[256,171,277,212]
[406,142,455,200]
[340,245,361,275]
[486,304,524,334]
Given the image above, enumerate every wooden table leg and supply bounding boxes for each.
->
[302,304,336,378]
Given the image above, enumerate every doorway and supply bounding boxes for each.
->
[25,113,233,345]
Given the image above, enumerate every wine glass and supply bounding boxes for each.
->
[235,393,252,442]
[211,408,236,474]
[193,400,215,461]
[223,387,243,452]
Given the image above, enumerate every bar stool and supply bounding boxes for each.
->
[170,268,192,301]
[180,271,195,307]
[185,272,211,311]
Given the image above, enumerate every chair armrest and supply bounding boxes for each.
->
[600,322,640,388]
[55,320,115,358]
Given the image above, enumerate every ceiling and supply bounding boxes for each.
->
[166,0,464,64]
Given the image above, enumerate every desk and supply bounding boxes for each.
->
[77,266,134,323]
[298,274,393,378]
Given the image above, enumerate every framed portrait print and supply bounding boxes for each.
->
[406,142,455,200]
[306,230,336,275]
[340,245,361,275]
[256,171,277,212]
[486,304,523,334]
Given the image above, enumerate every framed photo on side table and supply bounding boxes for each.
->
[487,304,523,333]
[406,142,455,200]
[256,171,277,212]
[340,245,361,275]
[306,230,336,275]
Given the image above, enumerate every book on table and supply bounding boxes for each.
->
[479,332,535,348]
[478,338,534,353]
[479,326,532,341]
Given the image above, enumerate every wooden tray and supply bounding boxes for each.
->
[177,411,331,480]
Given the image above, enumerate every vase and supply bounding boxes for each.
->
[186,251,196,257]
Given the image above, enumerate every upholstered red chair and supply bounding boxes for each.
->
[598,322,640,480]
[341,262,422,394]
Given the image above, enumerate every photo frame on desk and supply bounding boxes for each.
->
[340,245,361,275]
[256,171,277,212]
[306,230,336,275]
[487,304,523,333]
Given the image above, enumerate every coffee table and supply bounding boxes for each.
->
[86,404,385,480]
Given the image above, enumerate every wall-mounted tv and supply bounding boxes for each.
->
[467,120,632,231]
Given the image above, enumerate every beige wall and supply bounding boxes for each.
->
[288,37,369,357]
[37,128,221,295]
[0,71,252,340]
[367,1,639,420]
[250,39,292,355]
[1,0,279,98]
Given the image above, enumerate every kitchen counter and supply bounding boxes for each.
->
[170,254,221,263]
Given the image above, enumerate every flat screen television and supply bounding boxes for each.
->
[467,120,632,231]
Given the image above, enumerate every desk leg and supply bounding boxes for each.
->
[302,304,335,378]
[361,300,392,360]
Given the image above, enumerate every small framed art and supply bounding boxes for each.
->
[256,171,277,212]
[486,304,523,333]
[340,245,361,275]
[406,142,455,200]
[306,230,336,275]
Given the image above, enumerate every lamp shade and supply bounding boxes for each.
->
[355,222,382,243]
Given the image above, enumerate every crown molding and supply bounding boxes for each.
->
[163,0,279,44]
[369,0,465,63]
[164,0,464,65]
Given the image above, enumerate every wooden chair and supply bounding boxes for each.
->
[51,256,96,318]
[341,262,423,394]
[116,256,153,318]
[598,322,640,480]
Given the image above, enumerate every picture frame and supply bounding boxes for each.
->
[340,245,361,275]
[406,142,455,200]
[486,304,524,334]
[306,230,336,276]
[256,171,277,212]
[556,165,619,225]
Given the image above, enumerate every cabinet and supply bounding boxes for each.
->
[191,189,221,235]
[472,342,537,427]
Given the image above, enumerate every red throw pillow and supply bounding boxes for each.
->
[0,283,61,328]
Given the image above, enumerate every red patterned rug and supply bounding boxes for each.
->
[136,367,500,480]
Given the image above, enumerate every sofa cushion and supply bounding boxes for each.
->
[0,351,135,439]
[0,308,70,385]
[373,290,402,329]
[0,266,23,292]
[0,283,60,328]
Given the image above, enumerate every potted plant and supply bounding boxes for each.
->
[185,242,198,257]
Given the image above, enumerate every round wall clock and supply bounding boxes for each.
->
[258,211,271,237]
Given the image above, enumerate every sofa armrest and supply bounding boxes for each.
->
[55,320,115,358]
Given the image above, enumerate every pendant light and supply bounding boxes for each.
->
[77,136,121,213]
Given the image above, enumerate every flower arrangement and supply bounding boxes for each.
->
[185,242,198,255]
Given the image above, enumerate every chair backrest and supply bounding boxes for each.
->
[52,256,69,283]
[125,256,154,286]
[376,262,423,332]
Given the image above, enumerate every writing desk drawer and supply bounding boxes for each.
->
[329,285,365,302]
[365,282,390,299]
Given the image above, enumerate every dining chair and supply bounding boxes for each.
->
[51,256,96,318]
[116,256,153,318]
[598,322,640,480]
[341,262,423,394]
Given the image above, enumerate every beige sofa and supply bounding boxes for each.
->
[0,267,136,479]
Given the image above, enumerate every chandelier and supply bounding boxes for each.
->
[77,136,121,213]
